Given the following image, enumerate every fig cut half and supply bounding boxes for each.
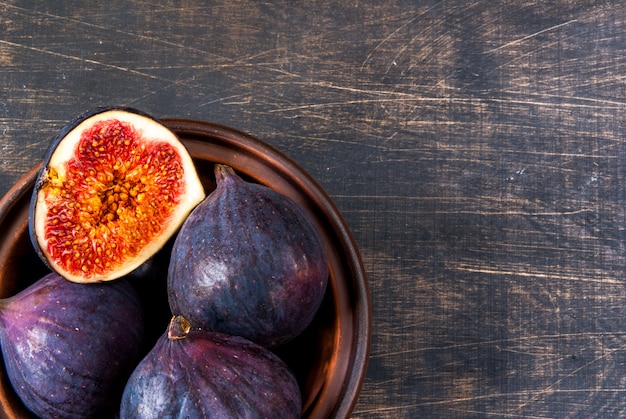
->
[29,107,205,283]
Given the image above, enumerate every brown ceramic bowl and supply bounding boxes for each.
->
[0,119,371,418]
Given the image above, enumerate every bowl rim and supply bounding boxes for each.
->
[0,118,372,419]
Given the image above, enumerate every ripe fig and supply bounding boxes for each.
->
[168,164,328,348]
[0,272,144,418]
[29,106,205,283]
[120,315,301,418]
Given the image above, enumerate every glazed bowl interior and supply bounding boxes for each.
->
[0,119,371,418]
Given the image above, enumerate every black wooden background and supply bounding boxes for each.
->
[2,1,626,417]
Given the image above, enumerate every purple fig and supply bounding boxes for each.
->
[167,164,329,348]
[120,315,301,418]
[0,272,144,418]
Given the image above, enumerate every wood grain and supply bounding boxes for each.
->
[2,1,626,417]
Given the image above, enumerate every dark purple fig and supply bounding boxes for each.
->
[29,106,205,283]
[0,272,144,418]
[167,164,328,348]
[120,315,301,418]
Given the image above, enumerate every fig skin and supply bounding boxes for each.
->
[167,164,329,348]
[120,315,302,419]
[29,106,205,283]
[0,272,144,418]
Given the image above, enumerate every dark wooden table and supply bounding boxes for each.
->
[2,1,626,417]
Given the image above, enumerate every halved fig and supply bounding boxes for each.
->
[29,107,205,283]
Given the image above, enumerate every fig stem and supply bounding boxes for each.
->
[214,164,237,185]
[168,315,191,340]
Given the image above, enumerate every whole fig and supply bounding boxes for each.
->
[0,272,144,418]
[120,315,301,418]
[168,164,328,348]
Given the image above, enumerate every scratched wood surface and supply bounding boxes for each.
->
[2,1,626,417]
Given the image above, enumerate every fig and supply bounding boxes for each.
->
[29,106,205,283]
[0,272,144,418]
[167,164,328,348]
[120,315,301,418]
